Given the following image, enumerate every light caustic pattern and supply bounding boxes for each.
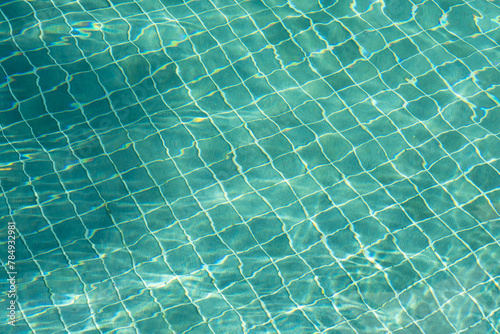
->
[0,0,499,333]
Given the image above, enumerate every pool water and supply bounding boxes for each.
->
[0,0,499,333]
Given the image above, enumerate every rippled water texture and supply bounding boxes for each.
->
[0,0,499,333]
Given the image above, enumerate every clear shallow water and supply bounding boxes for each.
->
[0,0,499,333]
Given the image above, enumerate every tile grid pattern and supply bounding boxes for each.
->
[0,0,499,333]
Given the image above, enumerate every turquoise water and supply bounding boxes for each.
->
[0,0,499,333]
